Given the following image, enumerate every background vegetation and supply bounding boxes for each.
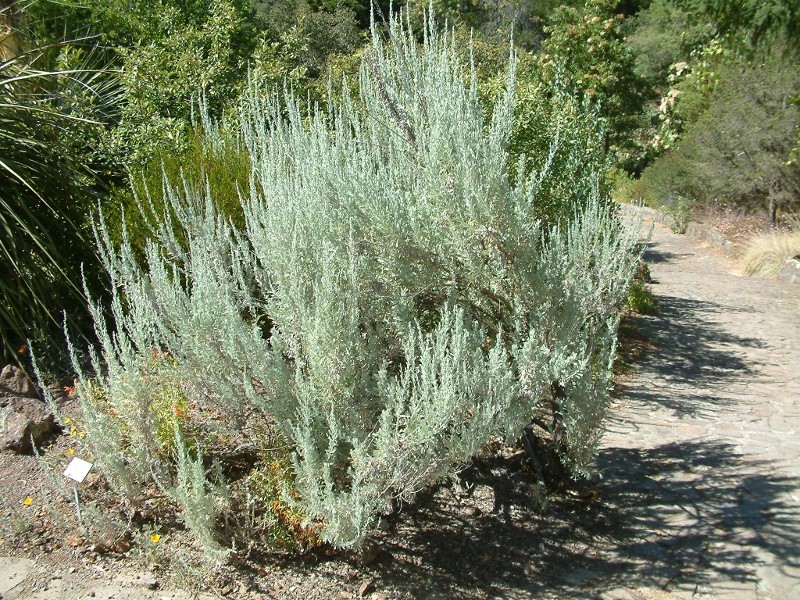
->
[7,0,798,364]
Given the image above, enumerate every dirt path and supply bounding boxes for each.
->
[592,211,800,599]
[2,212,799,599]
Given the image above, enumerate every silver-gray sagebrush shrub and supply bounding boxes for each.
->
[59,10,641,556]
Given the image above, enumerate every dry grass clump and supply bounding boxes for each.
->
[740,228,800,278]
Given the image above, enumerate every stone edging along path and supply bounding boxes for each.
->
[595,207,800,599]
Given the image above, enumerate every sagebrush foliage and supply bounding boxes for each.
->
[61,11,640,554]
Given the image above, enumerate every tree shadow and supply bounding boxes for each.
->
[358,440,799,598]
[615,292,766,418]
[641,247,693,266]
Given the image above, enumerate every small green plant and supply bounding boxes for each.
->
[244,449,322,553]
[626,281,658,314]
[664,195,691,233]
[608,167,639,203]
[126,347,198,458]
[625,261,658,314]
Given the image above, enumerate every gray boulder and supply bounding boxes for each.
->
[0,365,56,452]
[0,364,39,399]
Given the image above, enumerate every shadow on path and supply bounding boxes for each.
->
[641,247,693,266]
[617,292,765,418]
[358,439,800,598]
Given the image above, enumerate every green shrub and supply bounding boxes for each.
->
[59,9,640,556]
[626,278,658,315]
[637,40,800,221]
[106,115,250,262]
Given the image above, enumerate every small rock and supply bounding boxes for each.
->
[139,572,159,590]
[66,534,83,547]
[358,580,374,597]
[0,365,39,398]
[1,395,57,452]
[463,506,480,517]
[779,255,800,284]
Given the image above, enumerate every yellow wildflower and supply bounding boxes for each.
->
[150,533,161,544]
[23,497,33,506]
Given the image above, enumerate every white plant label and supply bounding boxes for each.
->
[63,457,93,483]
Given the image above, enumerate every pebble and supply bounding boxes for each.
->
[358,579,374,597]
[463,506,480,517]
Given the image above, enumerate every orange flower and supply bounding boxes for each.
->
[17,345,26,355]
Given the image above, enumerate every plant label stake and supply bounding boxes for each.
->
[64,457,93,524]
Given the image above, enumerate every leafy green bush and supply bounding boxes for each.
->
[57,10,640,556]
[626,262,658,314]
[105,114,251,262]
[636,43,800,221]
[539,0,649,167]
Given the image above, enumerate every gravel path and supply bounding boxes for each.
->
[594,211,800,599]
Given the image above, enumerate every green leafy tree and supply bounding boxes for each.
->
[625,0,713,83]
[636,45,800,223]
[540,0,649,167]
[677,0,800,49]
[101,0,255,167]
[29,0,257,168]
